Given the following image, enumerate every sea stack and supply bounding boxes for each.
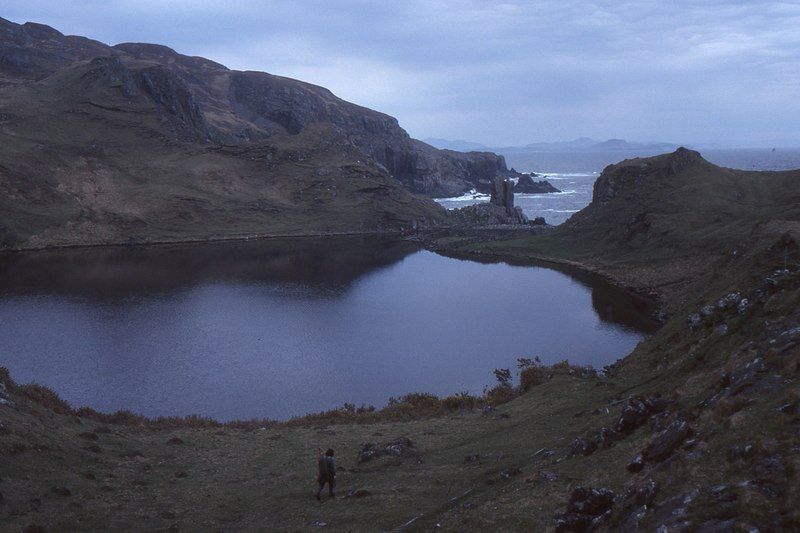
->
[490,176,515,215]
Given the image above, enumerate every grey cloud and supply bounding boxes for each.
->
[4,0,799,146]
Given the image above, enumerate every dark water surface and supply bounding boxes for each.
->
[0,237,656,421]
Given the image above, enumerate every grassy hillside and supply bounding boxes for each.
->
[1,149,799,531]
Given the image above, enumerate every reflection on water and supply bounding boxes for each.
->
[0,236,657,420]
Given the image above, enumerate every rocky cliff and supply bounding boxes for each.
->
[0,18,514,248]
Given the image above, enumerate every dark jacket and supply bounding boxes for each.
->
[317,455,336,482]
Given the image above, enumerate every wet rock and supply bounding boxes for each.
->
[641,419,693,462]
[554,486,615,532]
[569,436,597,457]
[345,489,371,498]
[167,437,184,445]
[51,486,71,497]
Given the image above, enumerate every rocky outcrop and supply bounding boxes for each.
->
[514,173,560,194]
[592,147,706,203]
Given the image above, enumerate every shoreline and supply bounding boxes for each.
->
[0,227,660,428]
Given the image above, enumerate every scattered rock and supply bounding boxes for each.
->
[357,437,414,463]
[538,470,558,483]
[533,448,555,460]
[726,358,767,396]
[569,437,597,457]
[652,489,699,530]
[345,489,371,498]
[737,299,750,314]
[641,418,693,463]
[554,486,615,532]
[615,395,670,435]
[51,486,71,497]
[715,324,729,336]
[717,292,742,310]
[687,313,702,329]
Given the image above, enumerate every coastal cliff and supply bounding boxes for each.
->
[0,18,517,249]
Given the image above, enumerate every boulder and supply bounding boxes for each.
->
[554,486,615,532]
[641,419,693,462]
[569,436,597,457]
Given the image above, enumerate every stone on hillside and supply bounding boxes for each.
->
[554,486,615,532]
[345,489,371,498]
[569,436,597,457]
[627,453,644,473]
[357,437,414,463]
[641,419,693,462]
[167,437,184,445]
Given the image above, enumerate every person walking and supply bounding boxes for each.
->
[316,448,336,500]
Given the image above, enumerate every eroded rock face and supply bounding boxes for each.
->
[592,147,705,203]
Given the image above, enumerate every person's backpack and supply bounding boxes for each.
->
[317,455,330,481]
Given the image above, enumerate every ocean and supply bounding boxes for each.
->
[434,148,800,226]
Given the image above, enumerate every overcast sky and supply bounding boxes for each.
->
[5,1,800,146]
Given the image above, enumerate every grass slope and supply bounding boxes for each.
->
[1,150,799,531]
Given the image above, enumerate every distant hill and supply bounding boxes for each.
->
[0,18,517,249]
[424,138,490,152]
[426,137,684,153]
